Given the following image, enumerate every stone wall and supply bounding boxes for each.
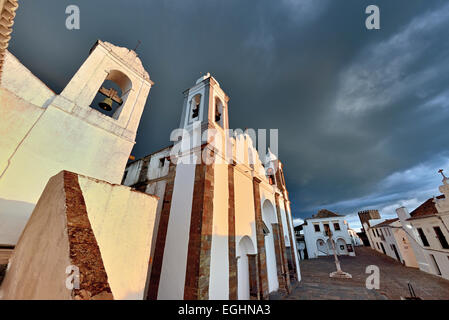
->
[0,171,158,300]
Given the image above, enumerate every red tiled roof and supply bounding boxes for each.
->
[310,209,342,219]
[371,218,399,228]
[407,195,444,221]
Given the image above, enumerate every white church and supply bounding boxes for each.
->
[0,0,300,300]
[122,73,301,300]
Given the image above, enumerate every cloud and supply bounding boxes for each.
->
[335,2,449,115]
[9,1,449,231]
[281,0,329,23]
[305,153,449,230]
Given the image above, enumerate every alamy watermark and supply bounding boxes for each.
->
[167,123,279,173]
[365,5,380,30]
[365,265,380,290]
[65,5,80,30]
[65,265,80,290]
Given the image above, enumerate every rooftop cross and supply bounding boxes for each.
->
[133,40,142,52]
[438,169,447,179]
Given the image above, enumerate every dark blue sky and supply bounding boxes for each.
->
[8,0,449,229]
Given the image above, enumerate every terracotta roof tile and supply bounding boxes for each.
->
[371,218,399,228]
[407,195,444,221]
[305,209,342,220]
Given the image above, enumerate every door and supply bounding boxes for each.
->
[391,244,401,262]
[380,242,386,255]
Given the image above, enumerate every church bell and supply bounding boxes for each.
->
[99,97,113,111]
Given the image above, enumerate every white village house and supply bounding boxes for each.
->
[365,218,418,268]
[348,228,363,247]
[395,171,449,280]
[300,209,355,259]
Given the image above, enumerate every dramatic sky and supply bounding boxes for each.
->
[9,0,449,230]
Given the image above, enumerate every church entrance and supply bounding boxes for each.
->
[237,236,257,300]
[262,200,279,293]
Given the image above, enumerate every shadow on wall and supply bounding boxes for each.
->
[0,198,35,245]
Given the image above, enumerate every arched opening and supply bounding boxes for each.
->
[214,97,224,128]
[237,236,256,300]
[189,94,201,123]
[316,238,328,256]
[90,70,132,119]
[336,238,348,255]
[262,200,279,293]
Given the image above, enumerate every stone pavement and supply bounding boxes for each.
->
[282,246,449,300]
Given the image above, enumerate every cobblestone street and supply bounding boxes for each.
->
[283,246,449,300]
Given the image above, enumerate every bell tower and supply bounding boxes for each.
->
[179,73,229,133]
[0,40,154,245]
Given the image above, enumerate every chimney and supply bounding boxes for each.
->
[396,207,410,226]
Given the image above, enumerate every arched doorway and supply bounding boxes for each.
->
[336,238,348,255]
[316,238,328,256]
[262,200,279,293]
[237,236,256,300]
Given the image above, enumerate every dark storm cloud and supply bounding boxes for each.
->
[9,0,449,229]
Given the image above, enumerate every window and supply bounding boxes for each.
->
[266,168,276,185]
[333,223,341,231]
[159,157,166,168]
[323,224,330,236]
[314,224,320,232]
[433,226,449,249]
[417,228,430,247]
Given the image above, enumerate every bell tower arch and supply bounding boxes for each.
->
[53,40,154,141]
[180,73,229,133]
[0,40,154,246]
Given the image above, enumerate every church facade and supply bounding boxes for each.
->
[123,74,301,300]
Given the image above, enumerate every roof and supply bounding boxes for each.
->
[305,209,342,221]
[407,195,444,221]
[371,218,399,228]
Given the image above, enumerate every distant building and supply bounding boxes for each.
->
[294,225,307,260]
[301,209,355,259]
[365,218,418,267]
[396,171,449,280]
[348,228,363,247]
